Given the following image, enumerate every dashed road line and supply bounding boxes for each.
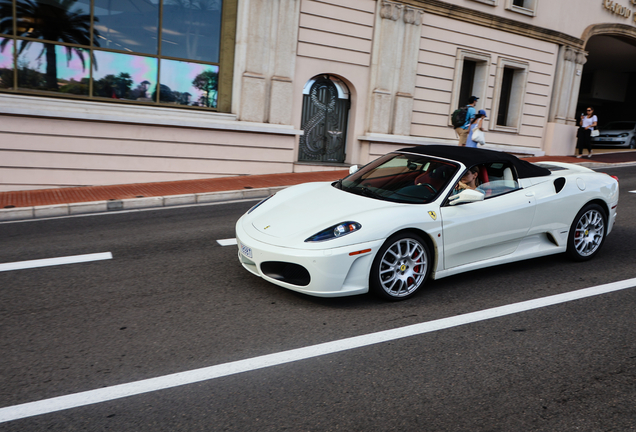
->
[1,277,636,423]
[217,238,237,246]
[0,252,113,272]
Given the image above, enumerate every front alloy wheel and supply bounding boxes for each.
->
[370,233,430,300]
[567,204,606,261]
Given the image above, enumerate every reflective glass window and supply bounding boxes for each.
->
[92,50,157,100]
[0,38,13,88]
[161,0,222,63]
[159,58,217,107]
[1,0,235,110]
[94,0,159,54]
[15,0,93,45]
[17,41,90,94]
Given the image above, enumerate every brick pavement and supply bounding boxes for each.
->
[0,170,349,209]
[1,151,635,211]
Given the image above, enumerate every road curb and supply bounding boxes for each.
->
[2,159,635,223]
[0,186,285,222]
[576,161,636,169]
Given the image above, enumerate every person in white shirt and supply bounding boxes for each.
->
[576,106,598,158]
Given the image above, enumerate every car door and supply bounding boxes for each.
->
[440,164,536,269]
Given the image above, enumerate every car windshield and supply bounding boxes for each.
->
[601,122,636,130]
[336,153,459,204]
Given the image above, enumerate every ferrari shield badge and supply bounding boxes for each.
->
[428,211,437,220]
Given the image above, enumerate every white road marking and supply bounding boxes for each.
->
[217,238,237,246]
[629,190,636,194]
[0,252,113,273]
[1,277,636,423]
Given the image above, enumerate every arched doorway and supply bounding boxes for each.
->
[577,33,636,126]
[298,75,350,163]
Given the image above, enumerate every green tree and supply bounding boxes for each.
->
[114,73,133,99]
[59,77,88,95]
[0,0,99,90]
[0,68,13,89]
[93,73,116,98]
[191,70,217,108]
[94,72,133,99]
[16,58,46,89]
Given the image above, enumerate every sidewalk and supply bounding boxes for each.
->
[1,152,635,222]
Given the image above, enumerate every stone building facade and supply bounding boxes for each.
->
[1,0,635,191]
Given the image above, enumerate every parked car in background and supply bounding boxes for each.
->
[591,121,636,149]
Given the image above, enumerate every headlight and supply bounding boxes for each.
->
[305,222,362,242]
[247,195,273,214]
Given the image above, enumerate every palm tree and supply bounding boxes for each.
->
[0,0,99,90]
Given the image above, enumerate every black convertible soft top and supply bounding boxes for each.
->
[397,145,552,179]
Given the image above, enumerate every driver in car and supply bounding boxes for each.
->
[451,166,482,196]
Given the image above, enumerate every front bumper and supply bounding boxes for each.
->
[235,220,384,297]
[591,137,630,147]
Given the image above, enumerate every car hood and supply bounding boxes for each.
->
[247,182,397,240]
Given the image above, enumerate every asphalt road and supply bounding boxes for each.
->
[1,166,635,431]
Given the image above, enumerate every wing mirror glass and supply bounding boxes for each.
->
[349,165,359,175]
[448,189,485,205]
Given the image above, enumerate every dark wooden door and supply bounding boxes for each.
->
[299,76,349,163]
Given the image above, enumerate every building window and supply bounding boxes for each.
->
[0,0,236,111]
[470,0,498,6]
[506,0,537,16]
[450,50,490,126]
[492,58,528,131]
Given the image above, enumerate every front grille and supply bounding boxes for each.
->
[260,262,311,286]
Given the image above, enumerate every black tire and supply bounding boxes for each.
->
[629,138,635,149]
[370,232,431,301]
[566,203,607,261]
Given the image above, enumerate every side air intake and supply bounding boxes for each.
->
[553,177,566,193]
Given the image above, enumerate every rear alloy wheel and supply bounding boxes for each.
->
[566,204,607,261]
[370,232,430,300]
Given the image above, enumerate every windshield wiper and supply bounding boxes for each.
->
[353,186,384,200]
[337,182,385,200]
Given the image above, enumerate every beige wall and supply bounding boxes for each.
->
[458,0,636,42]
[294,0,375,166]
[413,13,558,150]
[3,1,636,191]
[298,0,375,66]
[0,96,300,191]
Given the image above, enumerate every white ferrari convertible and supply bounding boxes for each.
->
[235,146,619,300]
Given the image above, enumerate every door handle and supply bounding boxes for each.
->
[525,192,535,197]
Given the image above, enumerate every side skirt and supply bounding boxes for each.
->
[431,234,567,280]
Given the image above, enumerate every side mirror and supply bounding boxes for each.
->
[349,165,359,175]
[448,189,484,205]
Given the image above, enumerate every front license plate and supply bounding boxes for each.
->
[240,242,253,259]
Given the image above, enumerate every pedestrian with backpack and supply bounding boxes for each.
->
[452,96,479,146]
